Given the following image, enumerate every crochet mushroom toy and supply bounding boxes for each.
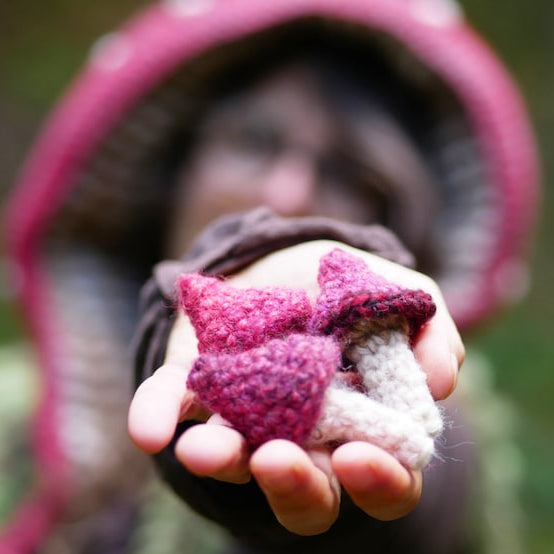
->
[179,248,443,470]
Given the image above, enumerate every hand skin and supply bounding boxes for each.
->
[128,240,464,536]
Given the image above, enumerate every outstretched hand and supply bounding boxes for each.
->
[128,240,464,535]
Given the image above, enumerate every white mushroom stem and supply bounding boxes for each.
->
[307,384,434,470]
[347,328,443,438]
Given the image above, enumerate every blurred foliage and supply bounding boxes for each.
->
[461,2,554,552]
[0,1,151,336]
[0,0,553,552]
[0,0,151,186]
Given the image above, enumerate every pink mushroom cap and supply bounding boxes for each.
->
[310,249,436,339]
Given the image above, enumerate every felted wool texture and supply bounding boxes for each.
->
[309,249,442,466]
[180,248,444,468]
[347,330,443,438]
[308,384,435,469]
[311,248,436,339]
[178,273,312,354]
[187,334,339,449]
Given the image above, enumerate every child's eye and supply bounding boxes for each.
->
[231,120,282,156]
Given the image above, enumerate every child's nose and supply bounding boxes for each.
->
[259,150,318,216]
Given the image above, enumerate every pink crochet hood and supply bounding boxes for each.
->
[2,0,540,551]
[6,0,540,328]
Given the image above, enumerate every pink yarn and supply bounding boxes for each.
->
[311,249,436,339]
[188,335,339,448]
[180,249,435,449]
[178,273,312,354]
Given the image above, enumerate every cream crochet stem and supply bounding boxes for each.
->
[307,384,435,469]
[347,327,443,438]
[306,326,442,470]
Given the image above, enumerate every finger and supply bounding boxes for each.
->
[128,363,194,454]
[332,442,421,521]
[250,440,340,536]
[175,423,251,484]
[414,306,465,400]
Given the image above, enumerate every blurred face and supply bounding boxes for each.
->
[167,63,436,257]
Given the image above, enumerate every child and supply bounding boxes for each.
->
[4,0,539,552]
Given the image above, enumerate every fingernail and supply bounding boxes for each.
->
[207,413,233,427]
[450,353,459,391]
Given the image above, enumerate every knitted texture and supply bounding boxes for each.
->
[309,386,434,469]
[178,273,312,354]
[348,331,443,437]
[180,248,443,469]
[187,335,339,448]
[311,248,436,339]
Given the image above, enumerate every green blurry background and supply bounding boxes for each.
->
[0,1,552,552]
